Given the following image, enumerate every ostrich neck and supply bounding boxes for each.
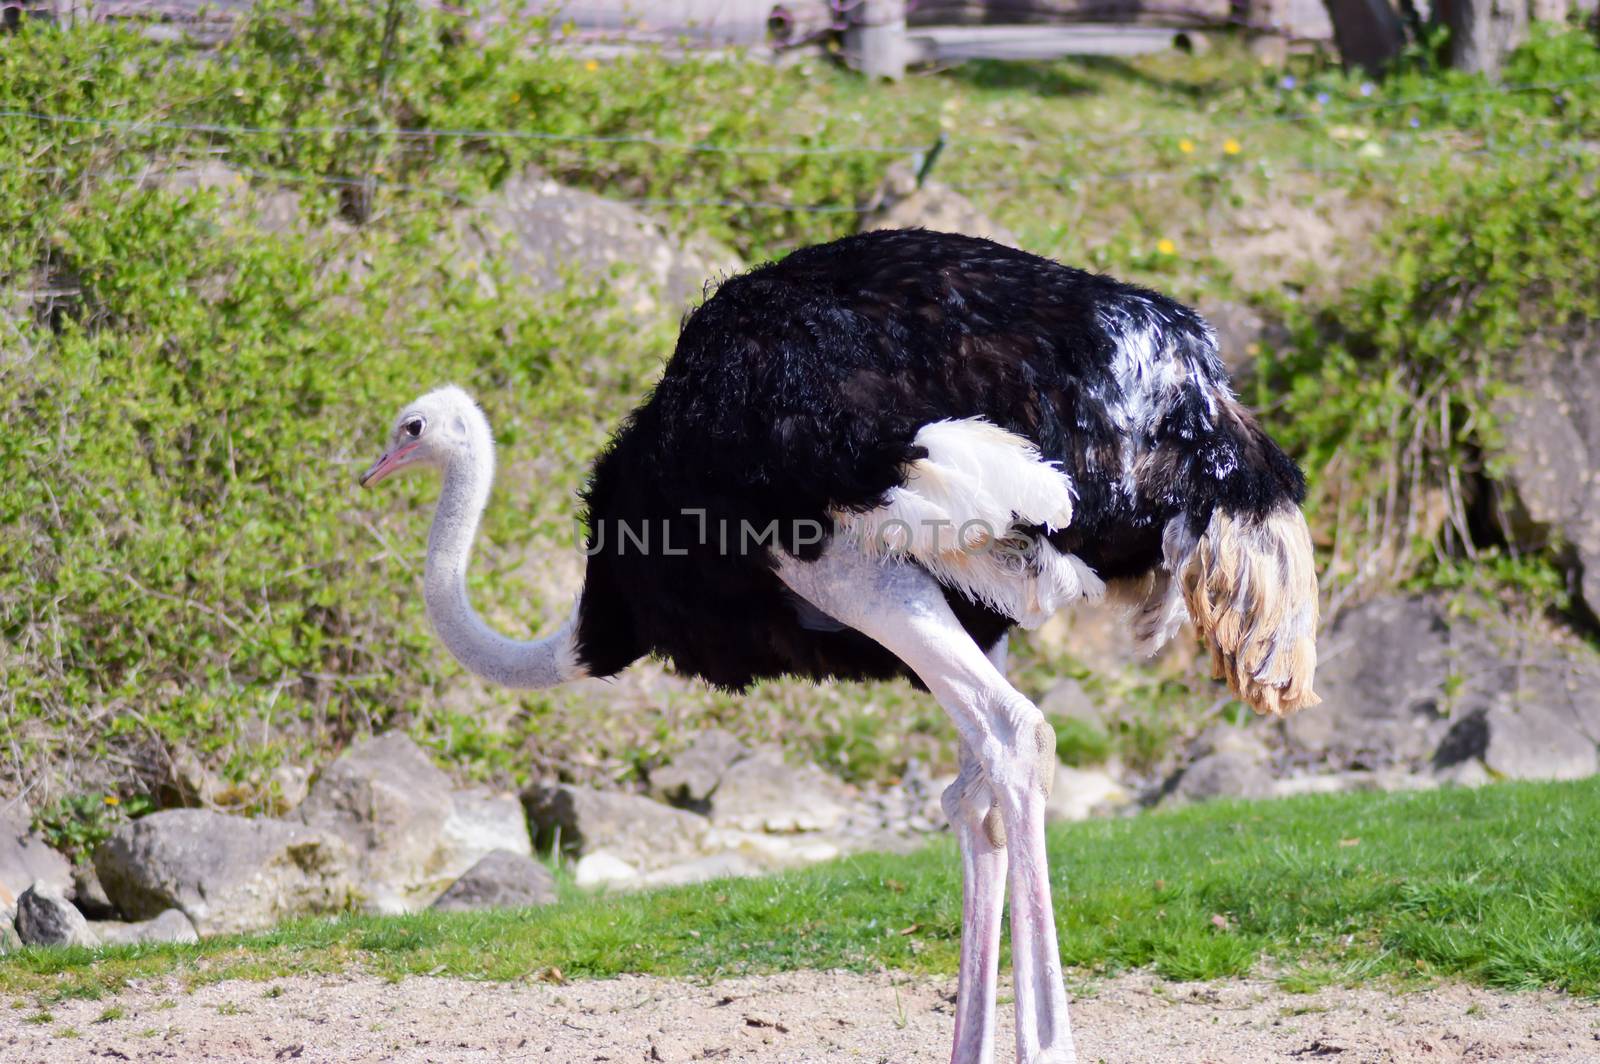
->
[423,447,579,689]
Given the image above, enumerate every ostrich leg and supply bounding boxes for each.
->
[777,549,1076,1064]
[937,642,1010,1062]
[943,738,1009,1064]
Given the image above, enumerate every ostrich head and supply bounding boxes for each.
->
[359,385,491,488]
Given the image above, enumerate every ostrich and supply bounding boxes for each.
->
[360,228,1320,1064]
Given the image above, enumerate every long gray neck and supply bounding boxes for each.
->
[423,446,581,689]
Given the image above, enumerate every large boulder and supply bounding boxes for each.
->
[641,853,760,889]
[92,908,199,947]
[296,733,531,912]
[144,161,313,238]
[72,862,118,920]
[15,880,96,947]
[443,789,535,864]
[1435,649,1600,783]
[1478,705,1598,781]
[1167,751,1275,804]
[521,784,708,872]
[94,809,356,936]
[431,850,556,912]
[1,808,73,902]
[1047,764,1131,822]
[1282,595,1460,769]
[459,171,743,316]
[704,747,852,834]
[649,729,751,809]
[1492,324,1600,625]
[1286,593,1600,781]
[649,732,852,833]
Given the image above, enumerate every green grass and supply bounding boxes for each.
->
[6,779,1599,1002]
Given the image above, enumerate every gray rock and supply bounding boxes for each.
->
[573,851,641,889]
[72,861,118,920]
[298,731,452,859]
[0,880,15,947]
[16,881,97,947]
[640,853,759,888]
[1509,647,1600,747]
[92,908,198,946]
[707,748,851,834]
[431,850,556,912]
[460,171,743,316]
[95,809,356,936]
[1436,758,1493,788]
[1428,610,1600,781]
[298,733,528,912]
[1273,769,1438,797]
[522,784,707,872]
[270,764,311,814]
[650,729,751,808]
[144,161,334,240]
[1492,324,1600,624]
[441,788,534,864]
[1038,678,1104,729]
[1283,595,1461,769]
[1167,750,1275,804]
[1189,723,1273,762]
[1046,764,1131,823]
[1480,705,1598,781]
[1,807,73,902]
[1288,592,1600,781]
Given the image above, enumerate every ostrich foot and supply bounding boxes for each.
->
[1029,1048,1077,1064]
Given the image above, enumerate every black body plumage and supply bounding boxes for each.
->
[573,229,1304,690]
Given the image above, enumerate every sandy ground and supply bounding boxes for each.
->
[4,967,1598,1064]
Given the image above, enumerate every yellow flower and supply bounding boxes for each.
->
[103,795,120,806]
[584,60,599,72]
[1156,238,1176,255]
[1222,138,1242,156]
[1177,138,1195,154]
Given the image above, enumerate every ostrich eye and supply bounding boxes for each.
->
[403,417,425,439]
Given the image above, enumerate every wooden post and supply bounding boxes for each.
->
[1321,0,1407,76]
[847,0,907,80]
[1436,0,1531,76]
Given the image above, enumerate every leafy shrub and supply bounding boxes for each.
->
[0,3,934,262]
[32,792,155,865]
[1259,155,1600,608]
[1051,717,1113,768]
[0,160,648,803]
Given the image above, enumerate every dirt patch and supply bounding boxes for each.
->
[4,968,1597,1063]
[1212,182,1389,297]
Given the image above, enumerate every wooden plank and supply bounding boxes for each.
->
[908,1,1231,27]
[908,23,1182,61]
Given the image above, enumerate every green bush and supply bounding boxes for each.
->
[1259,155,1600,608]
[0,3,934,263]
[0,161,647,801]
[31,792,155,865]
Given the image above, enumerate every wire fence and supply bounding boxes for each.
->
[1,70,1594,217]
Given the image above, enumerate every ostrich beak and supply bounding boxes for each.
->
[359,442,420,487]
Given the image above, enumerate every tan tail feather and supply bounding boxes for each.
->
[1176,506,1321,717]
